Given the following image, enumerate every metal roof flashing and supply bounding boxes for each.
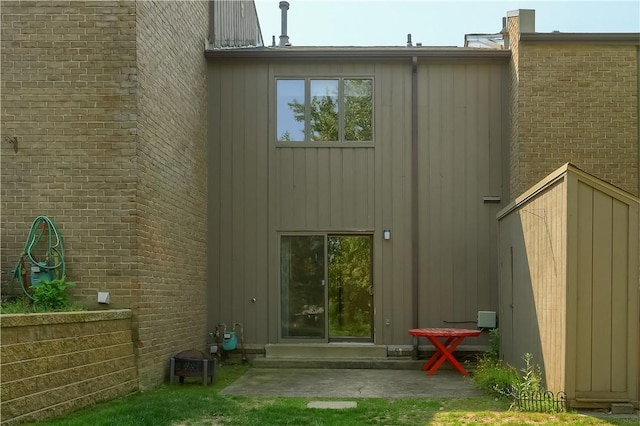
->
[204,45,512,61]
[519,32,640,43]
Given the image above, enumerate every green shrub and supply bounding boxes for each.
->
[473,356,518,398]
[31,276,76,311]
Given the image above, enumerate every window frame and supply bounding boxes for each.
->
[275,76,374,147]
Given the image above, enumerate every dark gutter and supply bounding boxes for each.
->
[520,32,640,43]
[204,47,511,61]
[411,55,419,360]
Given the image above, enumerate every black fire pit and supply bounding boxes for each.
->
[170,349,215,385]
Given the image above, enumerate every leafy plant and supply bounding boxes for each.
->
[473,356,518,398]
[31,276,76,311]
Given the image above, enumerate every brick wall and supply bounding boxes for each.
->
[507,14,522,200]
[1,0,210,390]
[134,0,209,388]
[508,13,639,197]
[1,0,139,308]
[0,310,137,425]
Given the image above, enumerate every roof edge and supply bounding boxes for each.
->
[204,47,511,61]
[497,163,640,220]
[520,32,640,43]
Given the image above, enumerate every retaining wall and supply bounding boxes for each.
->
[0,310,137,425]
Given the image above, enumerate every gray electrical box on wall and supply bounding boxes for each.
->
[477,311,496,328]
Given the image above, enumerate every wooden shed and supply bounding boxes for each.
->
[497,163,639,408]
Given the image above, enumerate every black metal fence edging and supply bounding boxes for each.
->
[515,390,567,413]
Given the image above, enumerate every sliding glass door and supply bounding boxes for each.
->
[280,234,373,341]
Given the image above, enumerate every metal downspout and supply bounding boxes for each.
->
[411,55,420,359]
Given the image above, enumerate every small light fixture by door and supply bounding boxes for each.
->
[383,229,391,240]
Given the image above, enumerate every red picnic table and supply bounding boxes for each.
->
[408,328,481,376]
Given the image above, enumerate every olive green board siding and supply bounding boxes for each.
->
[417,63,507,345]
[497,163,639,407]
[208,58,508,346]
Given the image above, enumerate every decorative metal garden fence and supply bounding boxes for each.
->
[516,390,567,413]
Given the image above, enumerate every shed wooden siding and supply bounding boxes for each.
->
[208,58,508,345]
[573,180,637,400]
[498,164,639,406]
[498,179,568,392]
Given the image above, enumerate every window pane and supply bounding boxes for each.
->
[281,236,325,338]
[277,80,305,141]
[310,80,339,141]
[344,79,373,141]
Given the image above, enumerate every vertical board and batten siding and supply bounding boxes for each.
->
[498,164,639,407]
[208,57,508,346]
[268,62,412,344]
[498,179,568,392]
[210,0,263,48]
[571,177,638,403]
[375,62,413,344]
[417,62,507,344]
[207,62,270,345]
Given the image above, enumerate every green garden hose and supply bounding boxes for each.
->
[12,216,65,299]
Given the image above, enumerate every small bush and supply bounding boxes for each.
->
[473,356,518,398]
[31,276,76,311]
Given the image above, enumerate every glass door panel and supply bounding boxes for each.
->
[328,235,373,341]
[280,235,325,339]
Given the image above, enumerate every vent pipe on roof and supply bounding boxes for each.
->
[406,33,413,47]
[279,1,290,47]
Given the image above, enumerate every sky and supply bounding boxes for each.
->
[254,0,640,47]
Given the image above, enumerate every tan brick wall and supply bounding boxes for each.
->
[507,15,639,197]
[1,0,210,391]
[515,43,638,196]
[134,0,209,388]
[1,1,139,308]
[507,15,522,199]
[0,310,137,425]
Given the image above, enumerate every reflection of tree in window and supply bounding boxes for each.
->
[289,80,339,141]
[283,79,372,142]
[344,79,372,141]
[328,236,372,337]
[277,79,305,141]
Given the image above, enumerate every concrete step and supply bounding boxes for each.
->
[265,343,388,359]
[252,356,425,370]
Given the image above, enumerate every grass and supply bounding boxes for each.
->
[26,364,637,426]
[0,297,85,314]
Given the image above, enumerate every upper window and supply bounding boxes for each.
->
[277,78,373,143]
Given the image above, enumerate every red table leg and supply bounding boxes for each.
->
[421,337,454,371]
[424,335,470,376]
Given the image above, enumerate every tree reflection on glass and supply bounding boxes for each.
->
[328,236,372,338]
[344,79,373,141]
[280,236,325,338]
[281,79,373,142]
[277,79,305,141]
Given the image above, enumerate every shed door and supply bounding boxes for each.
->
[280,234,373,342]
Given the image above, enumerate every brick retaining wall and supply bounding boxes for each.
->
[0,310,137,425]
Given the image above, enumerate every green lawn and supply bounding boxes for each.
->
[29,364,637,426]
